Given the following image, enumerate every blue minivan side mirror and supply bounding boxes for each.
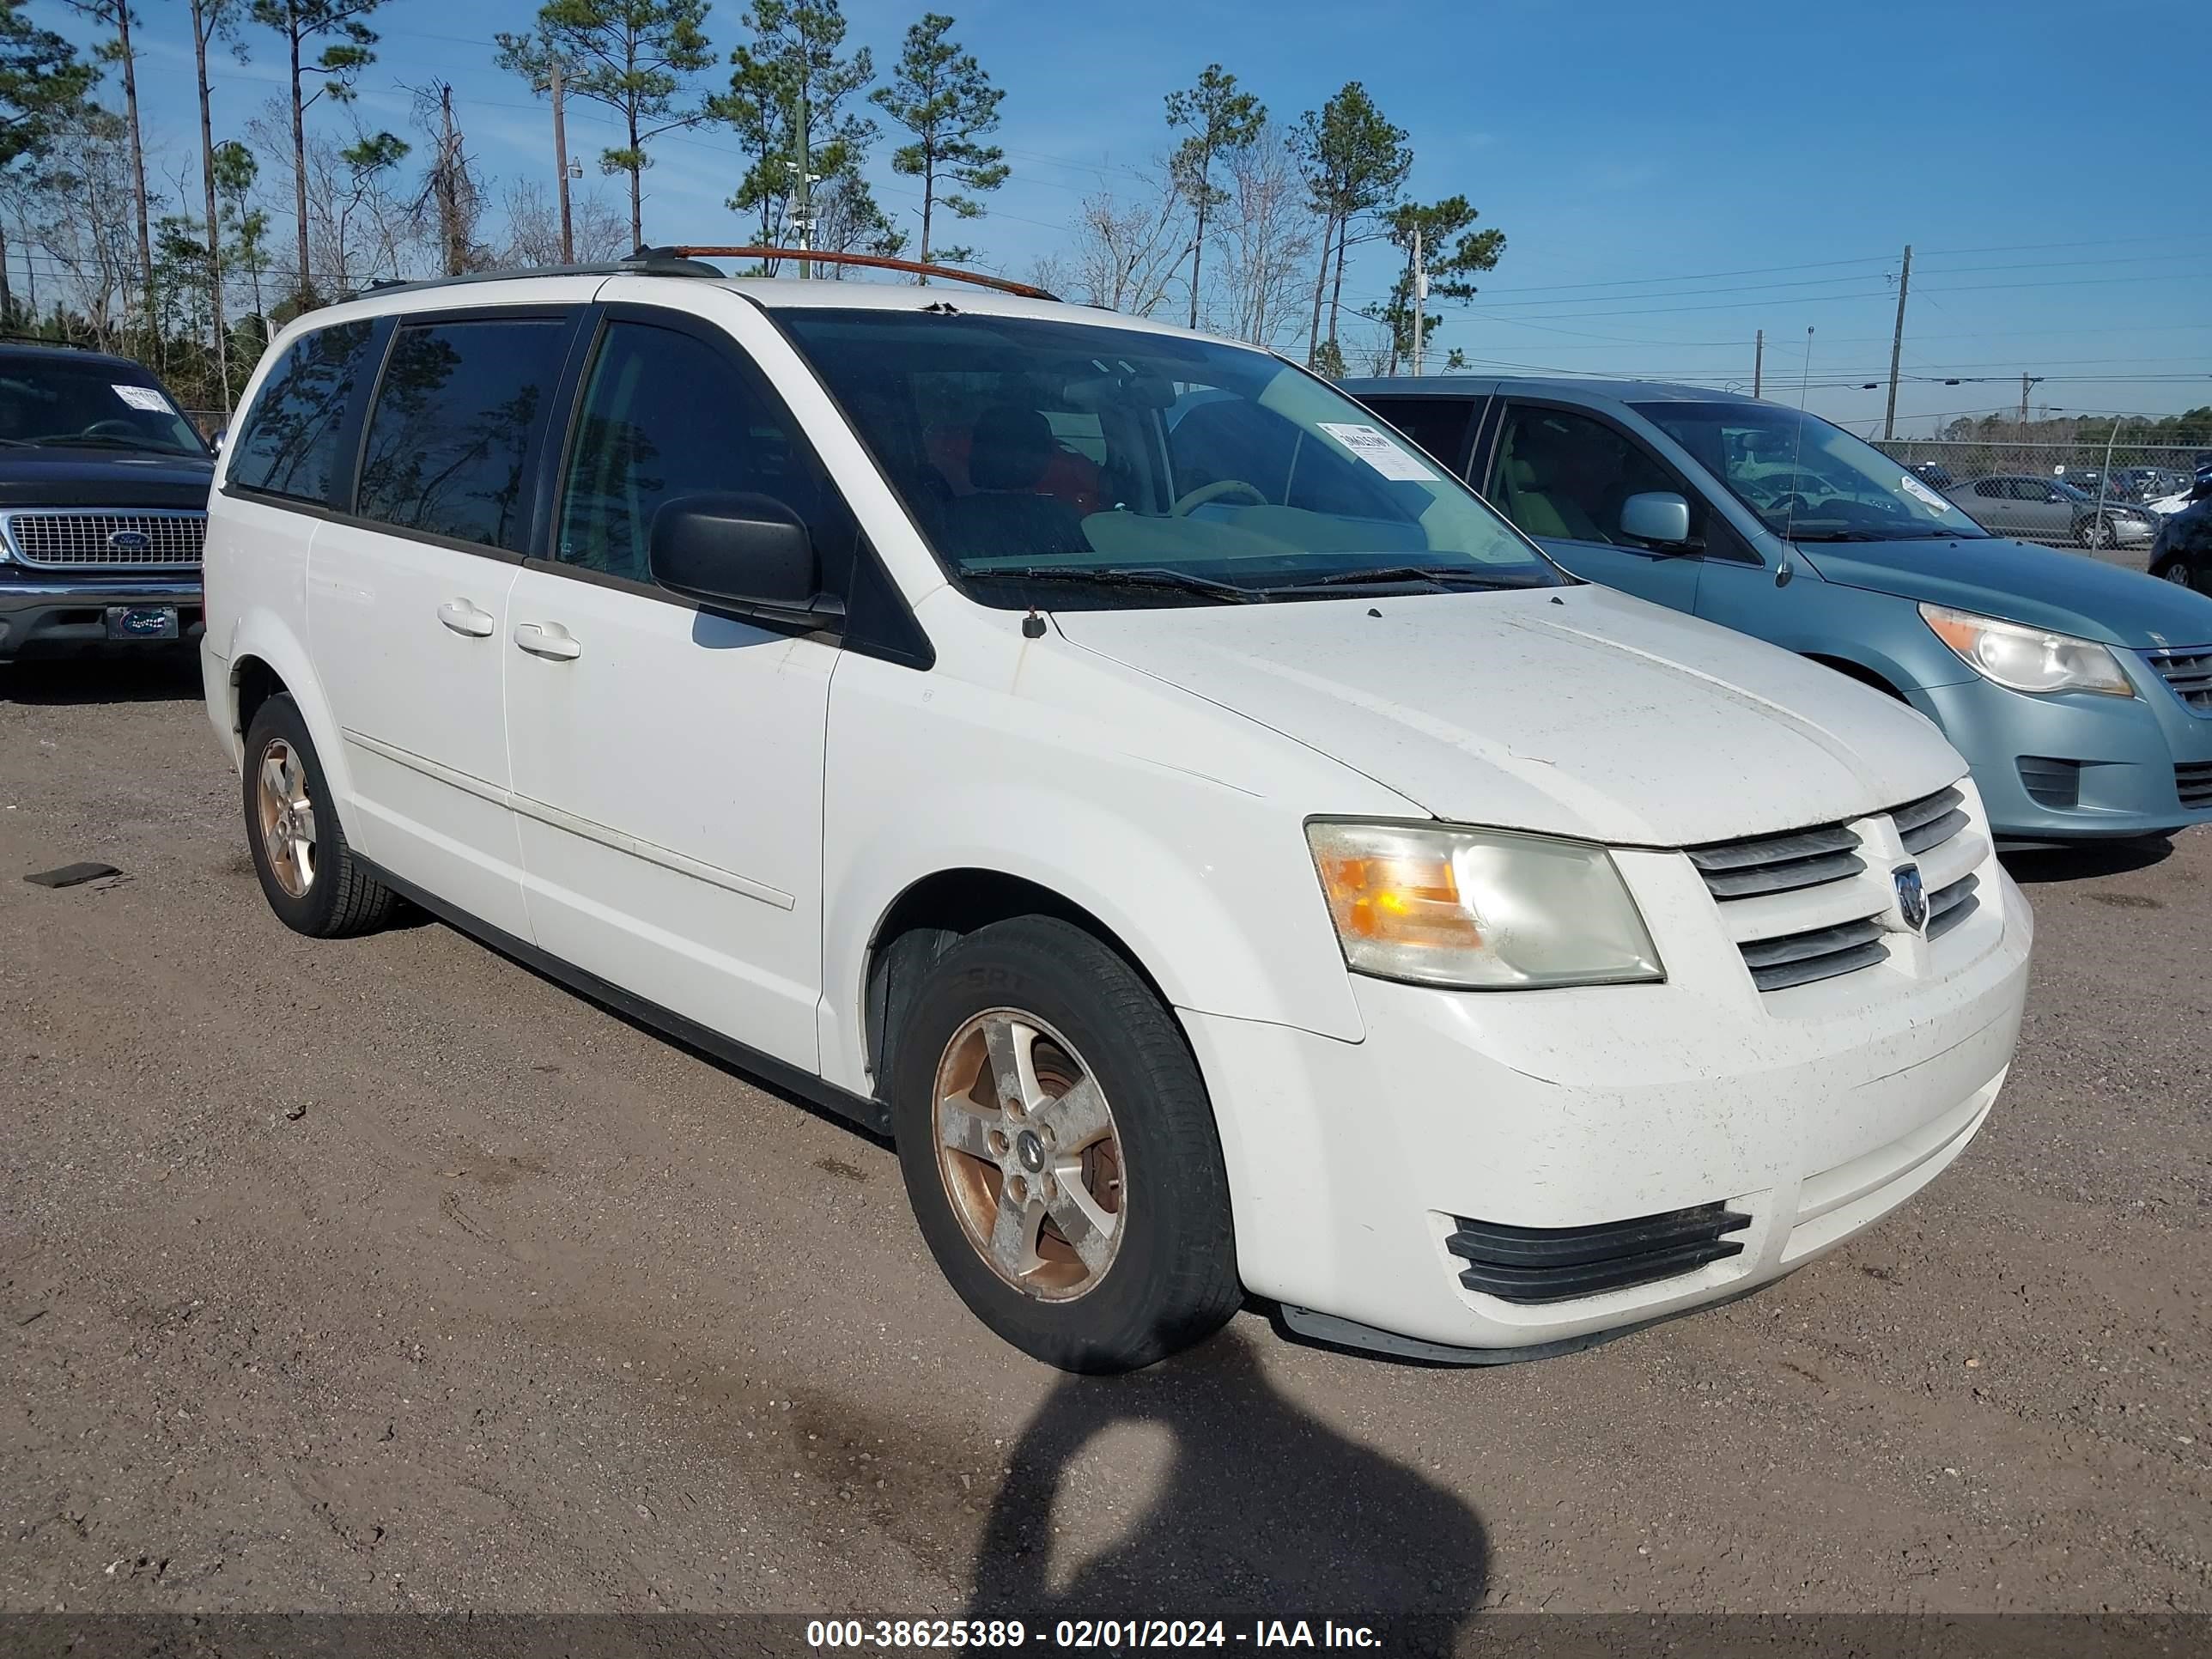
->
[1620,491,1693,548]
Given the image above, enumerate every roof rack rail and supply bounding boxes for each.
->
[641,246,1057,301]
[334,252,725,304]
[0,333,96,351]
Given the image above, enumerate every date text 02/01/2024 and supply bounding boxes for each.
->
[805,1619,1382,1649]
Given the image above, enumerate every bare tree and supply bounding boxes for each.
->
[1217,124,1313,347]
[19,105,143,349]
[408,81,486,276]
[64,1,153,331]
[251,104,419,295]
[498,175,628,265]
[1063,161,1186,317]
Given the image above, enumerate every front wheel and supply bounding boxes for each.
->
[2081,514,2117,550]
[889,916,1241,1372]
[2156,559,2194,590]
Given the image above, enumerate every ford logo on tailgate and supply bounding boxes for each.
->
[106,530,151,552]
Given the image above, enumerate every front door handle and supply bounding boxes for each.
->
[436,599,495,637]
[513,620,582,661]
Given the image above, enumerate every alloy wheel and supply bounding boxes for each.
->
[933,1009,1126,1301]
[255,738,317,899]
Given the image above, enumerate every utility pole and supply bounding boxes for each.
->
[1882,243,1911,441]
[1410,222,1425,377]
[550,52,574,265]
[2019,373,2044,428]
[794,84,811,279]
[1753,329,1763,398]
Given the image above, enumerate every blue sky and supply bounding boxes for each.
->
[29,0,2212,434]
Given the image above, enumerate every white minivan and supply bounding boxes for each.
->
[200,255,2033,1372]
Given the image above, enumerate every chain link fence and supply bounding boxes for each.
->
[1872,440,2203,549]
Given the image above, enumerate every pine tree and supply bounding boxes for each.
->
[1164,64,1262,330]
[870,14,1006,273]
[1291,82,1408,368]
[249,0,386,310]
[517,0,713,252]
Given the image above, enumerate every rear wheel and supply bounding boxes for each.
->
[243,695,397,939]
[2157,559,2193,590]
[890,916,1240,1372]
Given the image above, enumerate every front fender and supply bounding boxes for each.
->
[815,634,1411,1096]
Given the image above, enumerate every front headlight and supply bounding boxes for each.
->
[1918,603,2135,697]
[1306,820,1664,989]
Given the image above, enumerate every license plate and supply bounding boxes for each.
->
[105,604,179,641]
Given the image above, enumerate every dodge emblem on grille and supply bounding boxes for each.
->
[106,529,151,551]
[1893,863,1928,934]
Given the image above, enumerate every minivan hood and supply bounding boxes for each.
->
[1802,534,2212,649]
[0,451,214,510]
[1052,585,1965,846]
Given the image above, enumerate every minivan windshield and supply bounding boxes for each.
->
[1634,400,1988,543]
[0,358,205,457]
[776,309,1561,603]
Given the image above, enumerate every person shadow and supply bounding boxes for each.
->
[965,1328,1489,1652]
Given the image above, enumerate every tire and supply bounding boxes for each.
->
[2157,559,2193,590]
[242,694,397,939]
[2081,514,2115,550]
[889,916,1240,1373]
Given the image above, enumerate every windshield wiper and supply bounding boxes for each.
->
[1265,564,1526,592]
[967,565,1261,603]
[30,434,186,453]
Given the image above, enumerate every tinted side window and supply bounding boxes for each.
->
[1487,404,1681,544]
[553,320,858,591]
[356,318,571,551]
[228,320,375,503]
[1364,397,1474,473]
[1972,479,2004,498]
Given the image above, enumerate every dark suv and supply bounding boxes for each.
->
[0,342,211,660]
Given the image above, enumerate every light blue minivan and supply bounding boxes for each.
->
[1346,378,2212,844]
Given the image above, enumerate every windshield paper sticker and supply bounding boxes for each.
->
[1319,422,1438,482]
[111,384,169,412]
[1899,472,1951,516]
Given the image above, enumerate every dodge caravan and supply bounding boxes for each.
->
[201,253,2033,1372]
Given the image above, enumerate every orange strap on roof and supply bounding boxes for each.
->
[657,246,1057,301]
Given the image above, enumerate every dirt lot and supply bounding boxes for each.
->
[3,659,2209,1634]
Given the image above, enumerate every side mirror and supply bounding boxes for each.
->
[209,427,228,457]
[1620,490,1693,548]
[648,492,824,618]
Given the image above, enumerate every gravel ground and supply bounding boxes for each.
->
[3,658,2208,1633]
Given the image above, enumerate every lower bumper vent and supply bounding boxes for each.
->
[1446,1202,1752,1304]
[2180,763,2212,811]
[2018,756,2082,811]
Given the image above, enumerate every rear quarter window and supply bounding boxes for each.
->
[228,320,378,504]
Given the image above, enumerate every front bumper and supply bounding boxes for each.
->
[0,572,204,659]
[1185,842,2033,1356]
[1914,663,2212,841]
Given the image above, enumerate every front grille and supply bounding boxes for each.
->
[1893,785,1967,854]
[1927,872,1979,939]
[1740,917,1890,992]
[1447,1203,1751,1304]
[1686,822,1864,900]
[1,509,204,568]
[2180,762,2212,810]
[2018,757,2082,811]
[1694,780,1980,994]
[2147,647,2212,714]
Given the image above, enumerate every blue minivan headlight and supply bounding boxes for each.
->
[1919,604,2135,698]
